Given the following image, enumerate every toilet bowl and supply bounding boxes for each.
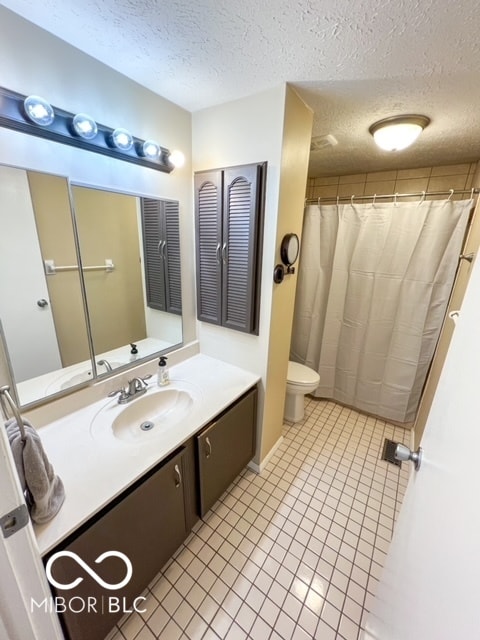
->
[284,361,320,423]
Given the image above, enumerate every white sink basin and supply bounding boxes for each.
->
[90,381,200,444]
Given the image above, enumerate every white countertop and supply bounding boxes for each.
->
[34,354,260,556]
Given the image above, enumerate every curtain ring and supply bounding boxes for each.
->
[372,193,377,206]
[418,190,426,206]
[471,188,475,199]
[394,192,398,206]
[351,195,355,205]
[317,197,321,209]
[447,189,454,201]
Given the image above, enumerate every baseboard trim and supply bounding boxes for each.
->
[248,435,284,474]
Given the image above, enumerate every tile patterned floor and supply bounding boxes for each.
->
[108,398,411,640]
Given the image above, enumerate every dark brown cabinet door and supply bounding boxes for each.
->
[47,449,187,640]
[195,170,223,325]
[196,387,257,516]
[195,163,266,334]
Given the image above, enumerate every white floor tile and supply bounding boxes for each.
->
[107,400,410,640]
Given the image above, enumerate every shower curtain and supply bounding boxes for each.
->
[291,198,472,423]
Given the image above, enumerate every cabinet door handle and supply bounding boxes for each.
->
[215,243,221,264]
[221,243,228,263]
[158,240,167,258]
[205,436,212,459]
[174,464,182,488]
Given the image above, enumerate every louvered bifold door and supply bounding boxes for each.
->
[222,164,261,333]
[163,200,182,315]
[195,171,223,324]
[141,197,167,311]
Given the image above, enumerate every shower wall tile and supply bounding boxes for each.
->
[311,185,340,199]
[363,181,396,196]
[430,163,472,177]
[394,178,430,194]
[337,183,366,197]
[339,174,367,184]
[428,174,470,192]
[396,167,432,179]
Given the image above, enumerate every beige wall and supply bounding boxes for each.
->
[261,88,313,461]
[72,187,147,354]
[28,172,91,366]
[306,163,478,200]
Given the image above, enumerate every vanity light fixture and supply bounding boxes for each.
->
[369,115,430,152]
[72,113,98,140]
[23,95,55,126]
[0,86,179,173]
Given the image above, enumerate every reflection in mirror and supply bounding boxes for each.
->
[71,186,183,375]
[0,165,91,406]
[0,167,183,409]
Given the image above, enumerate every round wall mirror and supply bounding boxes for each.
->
[280,233,300,268]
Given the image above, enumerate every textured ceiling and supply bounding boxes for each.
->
[2,0,480,176]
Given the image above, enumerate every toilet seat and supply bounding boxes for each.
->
[287,361,320,386]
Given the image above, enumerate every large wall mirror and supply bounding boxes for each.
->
[0,165,183,408]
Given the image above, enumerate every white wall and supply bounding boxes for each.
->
[192,86,286,458]
[0,7,195,368]
[192,88,284,363]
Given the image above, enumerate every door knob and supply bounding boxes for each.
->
[395,443,423,471]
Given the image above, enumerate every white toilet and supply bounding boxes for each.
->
[284,361,320,423]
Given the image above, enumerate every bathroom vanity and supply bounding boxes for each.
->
[34,354,259,640]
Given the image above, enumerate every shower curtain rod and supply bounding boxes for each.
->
[305,188,479,205]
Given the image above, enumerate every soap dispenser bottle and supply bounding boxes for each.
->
[157,356,169,386]
[129,343,138,362]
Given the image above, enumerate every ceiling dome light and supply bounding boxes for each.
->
[23,95,54,126]
[168,149,185,168]
[369,115,430,152]
[72,113,98,140]
[110,128,133,151]
[138,139,160,159]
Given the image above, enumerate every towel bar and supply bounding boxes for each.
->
[0,386,26,442]
[44,258,115,275]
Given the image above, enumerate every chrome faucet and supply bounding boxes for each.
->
[108,375,152,404]
[97,359,113,372]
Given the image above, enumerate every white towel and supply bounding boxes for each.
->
[5,417,65,524]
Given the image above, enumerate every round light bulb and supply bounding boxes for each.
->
[111,128,133,151]
[139,140,160,159]
[169,149,185,168]
[23,95,54,126]
[72,113,98,140]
